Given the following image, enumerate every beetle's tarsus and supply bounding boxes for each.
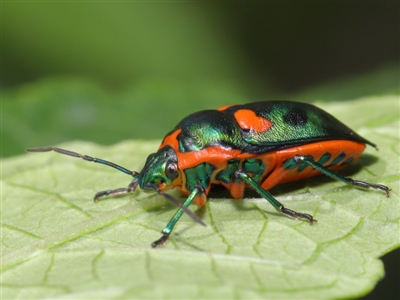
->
[281,207,317,224]
[152,233,170,248]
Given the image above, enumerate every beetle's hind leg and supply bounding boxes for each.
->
[94,181,138,202]
[235,171,317,224]
[293,155,390,197]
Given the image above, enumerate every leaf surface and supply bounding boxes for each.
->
[2,97,399,299]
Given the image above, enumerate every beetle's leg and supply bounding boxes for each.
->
[293,155,390,197]
[94,181,139,202]
[152,186,205,248]
[235,171,317,224]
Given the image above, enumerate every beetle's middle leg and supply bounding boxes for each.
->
[235,171,317,224]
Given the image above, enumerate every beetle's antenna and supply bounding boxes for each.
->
[148,184,206,226]
[26,147,138,177]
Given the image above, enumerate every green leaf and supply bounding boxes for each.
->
[2,96,399,299]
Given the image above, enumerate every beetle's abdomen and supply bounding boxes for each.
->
[209,140,366,201]
[258,140,366,190]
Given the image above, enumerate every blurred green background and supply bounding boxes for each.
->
[2,2,399,299]
[3,1,399,159]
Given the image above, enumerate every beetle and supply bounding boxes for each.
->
[27,101,390,247]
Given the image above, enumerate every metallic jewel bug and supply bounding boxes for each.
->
[27,101,390,247]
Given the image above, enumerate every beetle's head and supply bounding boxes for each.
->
[137,146,179,192]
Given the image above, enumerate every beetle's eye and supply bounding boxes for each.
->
[165,162,178,180]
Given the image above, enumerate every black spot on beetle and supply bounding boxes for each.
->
[283,108,308,126]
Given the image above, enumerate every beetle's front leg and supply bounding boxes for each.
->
[94,180,139,202]
[152,186,206,248]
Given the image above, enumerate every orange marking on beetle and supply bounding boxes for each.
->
[193,193,207,206]
[160,131,252,170]
[159,129,182,150]
[229,181,245,199]
[217,104,234,111]
[177,147,247,170]
[234,109,273,133]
